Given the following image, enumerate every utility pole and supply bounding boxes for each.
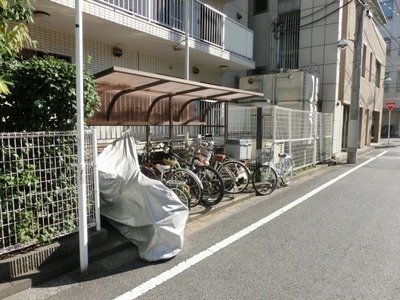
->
[347,0,365,164]
[75,0,88,273]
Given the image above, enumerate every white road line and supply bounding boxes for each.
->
[115,152,387,300]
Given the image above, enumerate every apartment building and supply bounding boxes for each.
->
[380,0,400,138]
[28,0,259,140]
[245,0,387,156]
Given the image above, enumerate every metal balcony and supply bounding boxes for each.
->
[99,0,253,60]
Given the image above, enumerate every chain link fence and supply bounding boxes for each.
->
[0,131,98,255]
[93,104,333,169]
[227,105,333,168]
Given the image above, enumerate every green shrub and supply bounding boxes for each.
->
[0,56,100,131]
[0,56,100,250]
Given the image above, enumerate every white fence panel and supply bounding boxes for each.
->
[0,131,98,255]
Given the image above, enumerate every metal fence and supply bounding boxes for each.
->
[0,131,98,255]
[227,105,333,168]
[93,105,333,169]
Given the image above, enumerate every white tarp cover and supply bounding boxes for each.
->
[97,132,189,261]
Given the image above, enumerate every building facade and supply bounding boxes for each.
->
[380,0,400,138]
[245,0,387,156]
[28,0,257,140]
[31,0,254,81]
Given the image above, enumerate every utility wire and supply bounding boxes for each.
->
[299,0,339,20]
[299,0,353,28]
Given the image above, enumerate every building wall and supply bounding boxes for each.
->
[381,0,400,137]
[338,1,387,148]
[27,25,221,84]
[222,0,251,87]
[27,12,223,142]
[248,1,278,70]
[247,0,387,154]
[223,0,249,27]
[248,0,344,154]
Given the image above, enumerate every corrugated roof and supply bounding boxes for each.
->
[91,66,264,125]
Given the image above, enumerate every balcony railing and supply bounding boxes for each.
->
[99,0,253,59]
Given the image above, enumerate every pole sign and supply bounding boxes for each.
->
[386,102,395,111]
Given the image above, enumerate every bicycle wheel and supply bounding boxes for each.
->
[252,165,278,196]
[168,168,202,207]
[280,157,294,186]
[167,181,191,208]
[140,165,158,179]
[193,165,224,206]
[217,161,250,194]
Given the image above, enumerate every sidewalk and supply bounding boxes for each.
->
[0,191,254,299]
[1,139,399,299]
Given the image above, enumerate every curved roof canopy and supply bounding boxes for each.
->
[90,67,264,126]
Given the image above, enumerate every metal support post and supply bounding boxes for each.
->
[256,107,263,168]
[92,129,101,231]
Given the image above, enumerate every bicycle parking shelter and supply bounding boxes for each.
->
[87,66,264,148]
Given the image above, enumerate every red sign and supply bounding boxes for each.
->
[386,102,395,111]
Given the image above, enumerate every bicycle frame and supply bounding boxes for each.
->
[261,142,293,181]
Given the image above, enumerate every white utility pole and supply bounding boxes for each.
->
[75,0,88,273]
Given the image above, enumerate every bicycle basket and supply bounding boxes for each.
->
[257,151,271,164]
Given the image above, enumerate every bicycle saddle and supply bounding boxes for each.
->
[155,164,170,173]
[163,158,177,166]
[212,154,225,161]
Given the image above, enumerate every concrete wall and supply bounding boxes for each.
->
[338,1,387,148]
[381,0,400,137]
[247,0,387,154]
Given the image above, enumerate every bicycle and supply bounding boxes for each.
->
[139,142,203,209]
[167,150,225,206]
[251,142,294,196]
[188,139,250,194]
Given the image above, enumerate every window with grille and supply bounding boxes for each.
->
[277,11,300,70]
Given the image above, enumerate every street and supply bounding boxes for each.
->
[6,144,400,300]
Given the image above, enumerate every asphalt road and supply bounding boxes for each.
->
[6,145,400,300]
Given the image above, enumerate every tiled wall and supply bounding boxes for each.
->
[27,25,221,84]
[26,24,222,143]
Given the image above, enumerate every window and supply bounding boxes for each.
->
[277,12,300,69]
[362,45,367,78]
[369,52,373,82]
[375,60,381,87]
[254,0,268,14]
[20,49,72,62]
[380,0,394,19]
[384,72,390,93]
[398,37,400,56]
[384,38,391,56]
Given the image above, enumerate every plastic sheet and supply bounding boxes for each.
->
[97,132,189,261]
